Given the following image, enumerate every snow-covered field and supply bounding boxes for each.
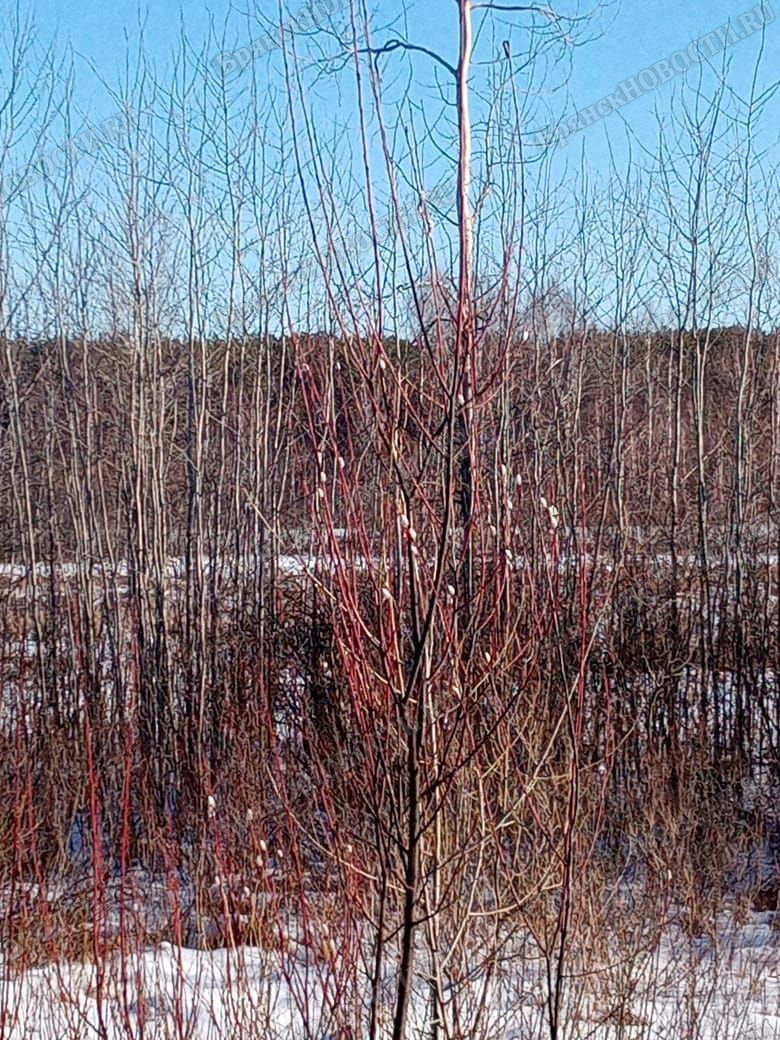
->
[2,911,780,1039]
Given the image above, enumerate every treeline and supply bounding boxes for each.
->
[1,323,777,559]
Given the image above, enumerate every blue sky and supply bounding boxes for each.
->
[26,0,780,160]
[11,0,780,333]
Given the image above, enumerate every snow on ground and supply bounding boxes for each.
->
[2,912,780,1039]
